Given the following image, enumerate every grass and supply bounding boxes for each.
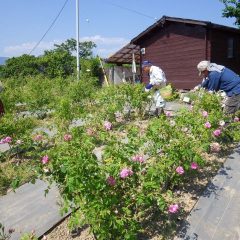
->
[0,159,36,196]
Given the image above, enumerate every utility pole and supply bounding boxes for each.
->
[76,0,80,80]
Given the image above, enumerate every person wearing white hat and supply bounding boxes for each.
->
[196,60,240,114]
[142,60,167,116]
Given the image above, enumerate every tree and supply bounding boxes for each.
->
[39,49,75,78]
[1,54,40,78]
[220,0,240,28]
[54,38,97,58]
[0,39,98,79]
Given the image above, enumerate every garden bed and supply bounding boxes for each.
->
[42,143,237,240]
[1,79,240,239]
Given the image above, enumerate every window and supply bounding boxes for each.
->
[227,38,235,58]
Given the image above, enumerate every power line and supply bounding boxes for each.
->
[102,0,156,20]
[29,0,70,55]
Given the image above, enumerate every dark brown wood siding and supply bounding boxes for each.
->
[140,22,208,89]
[210,29,240,74]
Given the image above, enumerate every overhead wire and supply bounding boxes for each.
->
[101,0,157,20]
[29,0,69,55]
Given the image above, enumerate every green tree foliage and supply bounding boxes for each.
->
[39,49,75,78]
[1,54,40,78]
[220,0,240,27]
[0,39,98,79]
[54,38,97,58]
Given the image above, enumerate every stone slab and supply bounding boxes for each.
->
[0,180,68,240]
[164,101,190,112]
[0,143,10,153]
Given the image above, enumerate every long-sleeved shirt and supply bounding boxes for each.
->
[149,66,166,85]
[201,67,240,97]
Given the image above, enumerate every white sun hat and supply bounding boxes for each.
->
[197,60,210,76]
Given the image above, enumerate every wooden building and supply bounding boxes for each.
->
[107,16,240,89]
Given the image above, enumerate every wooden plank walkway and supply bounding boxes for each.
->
[175,145,240,240]
[0,180,69,240]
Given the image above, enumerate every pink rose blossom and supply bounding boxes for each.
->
[168,204,179,213]
[204,122,211,128]
[107,176,116,186]
[165,111,173,117]
[131,154,145,163]
[202,111,208,117]
[120,168,133,179]
[4,136,12,143]
[0,136,12,144]
[41,155,49,164]
[176,166,184,175]
[234,117,239,122]
[191,162,198,170]
[33,134,43,141]
[64,134,72,141]
[213,129,221,137]
[210,142,221,152]
[104,121,112,130]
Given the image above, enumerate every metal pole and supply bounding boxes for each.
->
[76,0,80,80]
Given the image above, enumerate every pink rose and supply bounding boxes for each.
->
[176,166,184,175]
[120,168,133,179]
[202,111,208,117]
[107,176,116,186]
[41,155,49,164]
[0,136,12,144]
[210,142,221,152]
[191,162,198,170]
[64,134,72,141]
[168,204,179,213]
[234,117,239,122]
[33,134,43,141]
[104,121,112,130]
[165,111,173,117]
[131,154,145,163]
[204,122,211,128]
[213,129,221,137]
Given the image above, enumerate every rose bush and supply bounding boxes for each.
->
[1,79,240,239]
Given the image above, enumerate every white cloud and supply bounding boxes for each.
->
[81,35,129,58]
[3,35,129,58]
[80,35,128,46]
[3,40,62,57]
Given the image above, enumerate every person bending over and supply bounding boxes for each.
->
[196,60,240,115]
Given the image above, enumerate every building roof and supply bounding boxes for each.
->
[106,15,240,64]
[131,15,240,44]
[106,43,140,64]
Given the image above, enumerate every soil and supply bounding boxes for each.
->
[41,144,237,240]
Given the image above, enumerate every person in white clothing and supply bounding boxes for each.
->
[142,60,167,116]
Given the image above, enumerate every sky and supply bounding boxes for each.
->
[0,0,237,58]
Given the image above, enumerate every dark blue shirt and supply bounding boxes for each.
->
[201,67,240,97]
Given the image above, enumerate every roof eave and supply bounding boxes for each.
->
[131,15,240,44]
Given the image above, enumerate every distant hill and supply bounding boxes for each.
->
[0,57,9,65]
